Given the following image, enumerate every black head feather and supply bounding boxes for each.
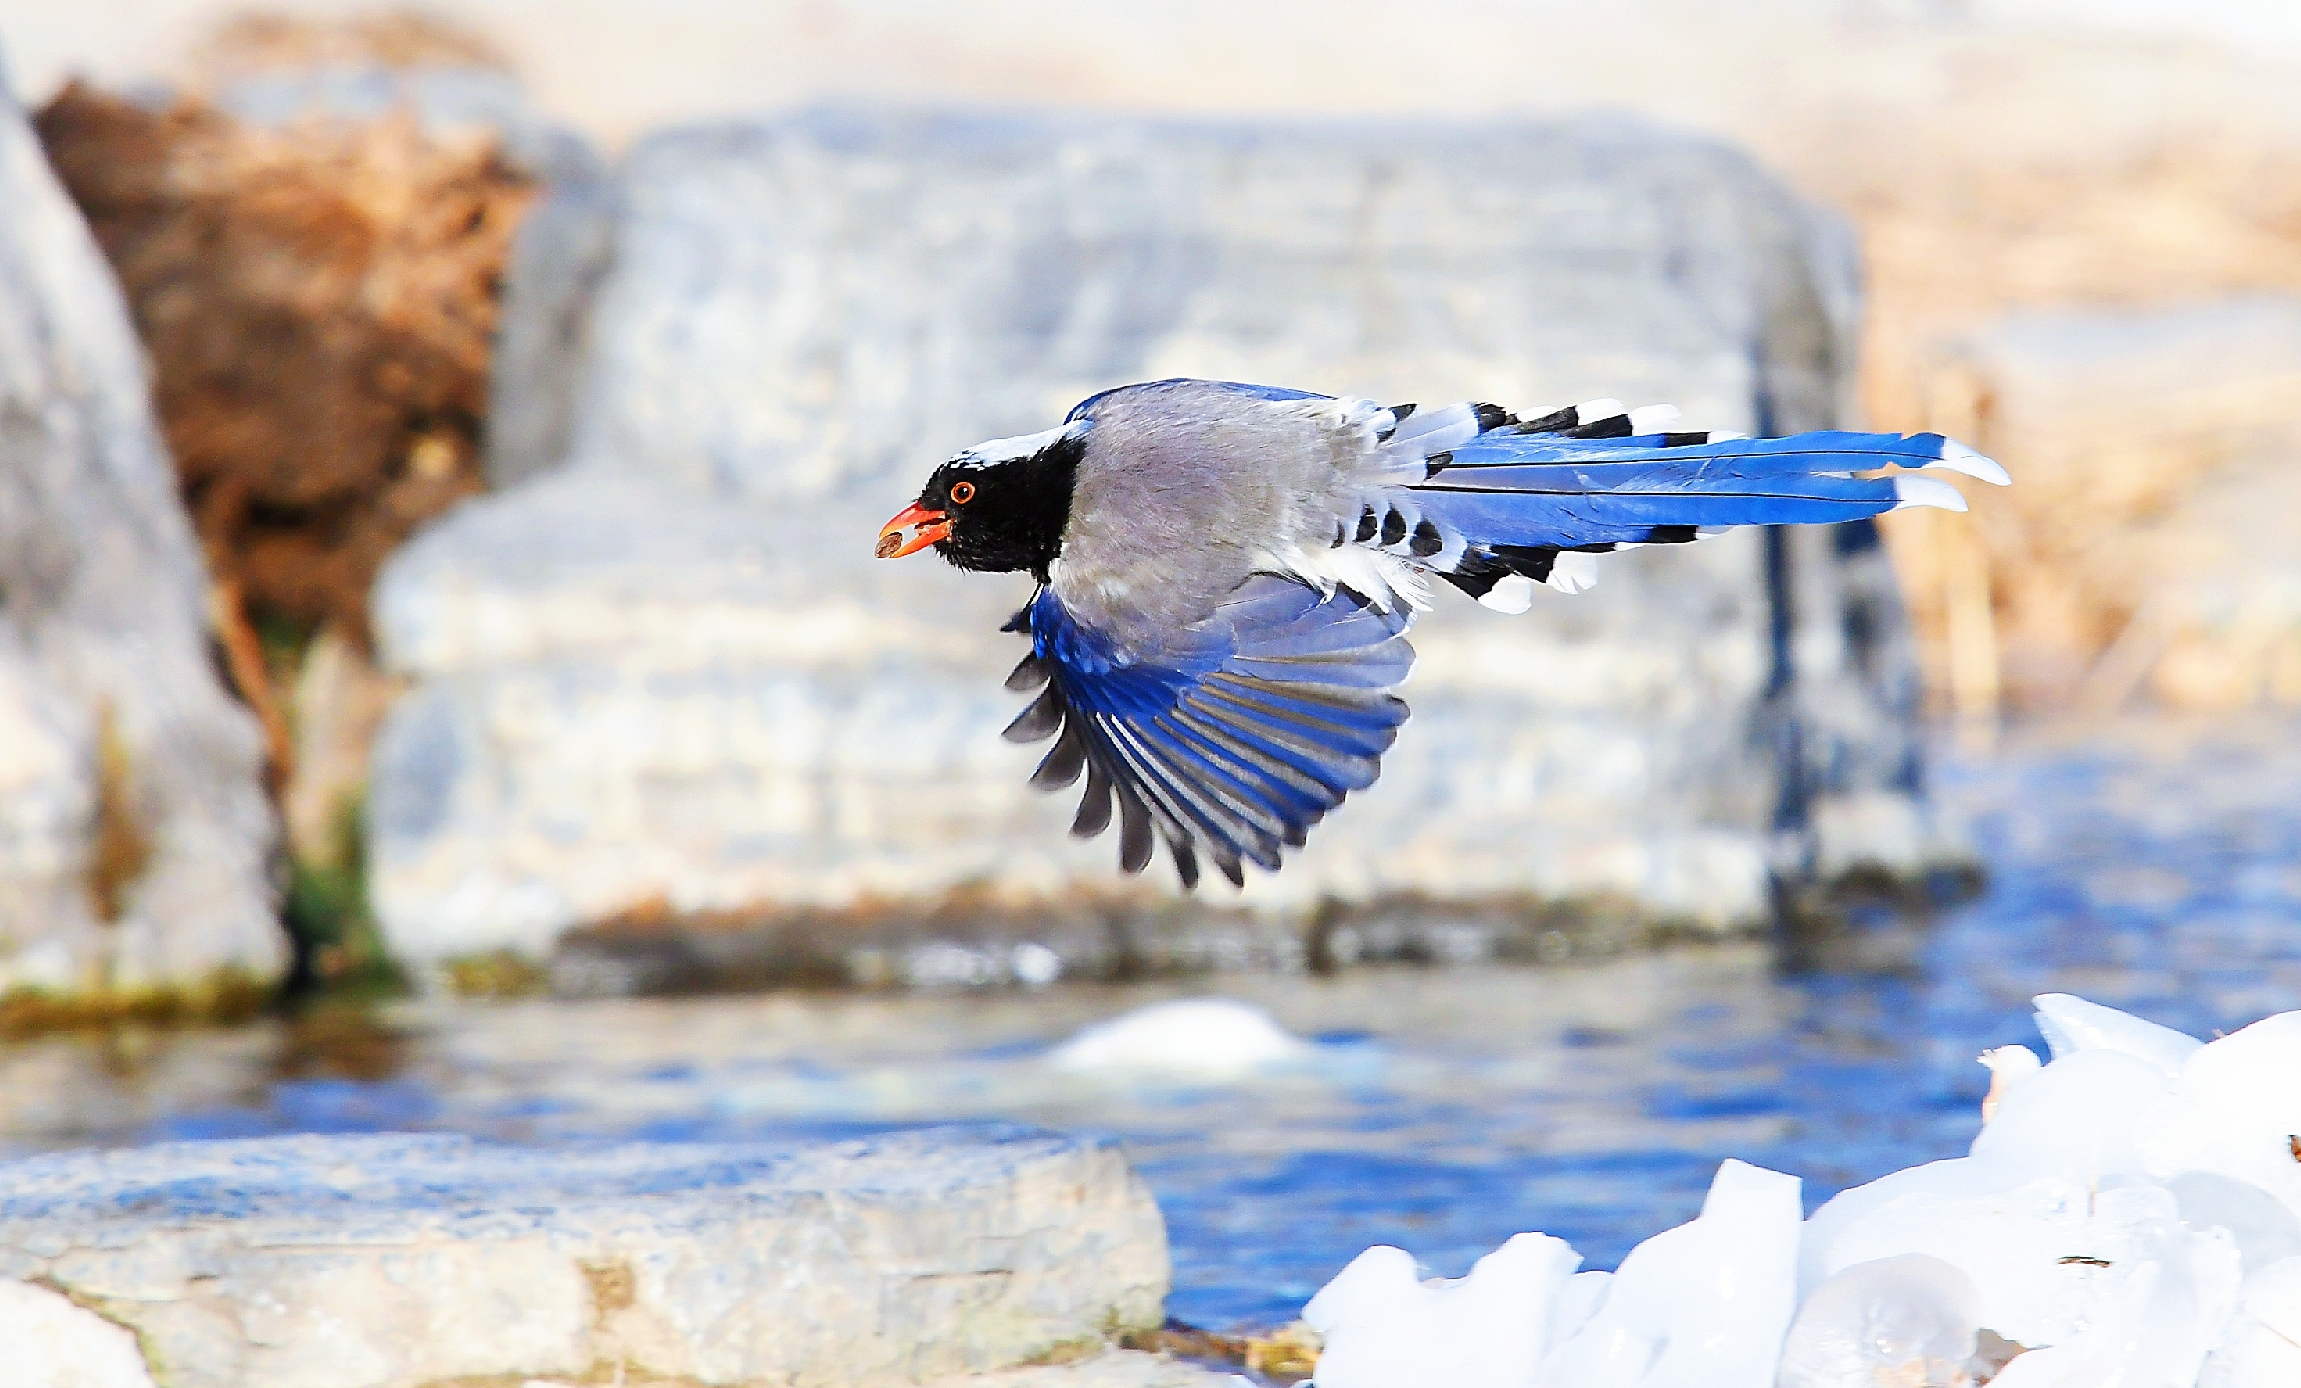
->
[919,430,1082,580]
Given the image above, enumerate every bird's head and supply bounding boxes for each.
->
[876,421,1084,579]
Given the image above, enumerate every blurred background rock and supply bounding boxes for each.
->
[0,53,281,1013]
[364,104,1936,983]
[17,11,594,993]
[2,0,2298,997]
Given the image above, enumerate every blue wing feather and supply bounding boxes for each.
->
[1012,578,1410,887]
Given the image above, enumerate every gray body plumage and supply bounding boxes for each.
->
[1054,381,1408,656]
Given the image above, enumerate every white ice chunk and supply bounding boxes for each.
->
[1301,1234,1582,1388]
[2204,1322,2301,1388]
[1801,1157,2018,1299]
[1979,1044,2042,1123]
[1818,1169,2237,1355]
[2032,992,2202,1075]
[1777,1254,1979,1388]
[2169,1173,2301,1275]
[1987,1344,2077,1386]
[1550,1270,1613,1346]
[2141,1011,2301,1217]
[2021,1222,2242,1388]
[2242,1257,2301,1343]
[1546,1159,1801,1388]
[1301,996,2301,1388]
[1047,998,1306,1076]
[1969,1048,2172,1182]
[2129,1224,2247,1386]
[2186,1012,2301,1134]
[2202,1256,2301,1387]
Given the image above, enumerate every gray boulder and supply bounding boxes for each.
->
[373,108,1935,966]
[0,48,281,993]
[0,1127,1167,1388]
[0,1279,155,1388]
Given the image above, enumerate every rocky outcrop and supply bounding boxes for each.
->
[29,18,605,886]
[0,1280,156,1388]
[918,1354,1242,1388]
[0,1127,1169,1388]
[0,46,282,998]
[371,109,1942,969]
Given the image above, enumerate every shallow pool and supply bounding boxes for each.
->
[5,715,2299,1331]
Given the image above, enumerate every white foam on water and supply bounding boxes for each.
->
[1047,997,1309,1077]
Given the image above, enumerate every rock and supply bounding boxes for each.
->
[487,171,617,491]
[922,1352,1242,1387]
[0,1127,1167,1388]
[0,45,283,996]
[371,108,1939,967]
[517,1350,1241,1388]
[0,1279,157,1388]
[281,625,403,868]
[30,17,608,909]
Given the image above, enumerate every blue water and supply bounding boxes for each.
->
[8,717,2301,1331]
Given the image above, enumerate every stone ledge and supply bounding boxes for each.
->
[501,1349,1242,1388]
[0,1128,1168,1388]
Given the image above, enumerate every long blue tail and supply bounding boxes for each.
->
[1375,399,2006,607]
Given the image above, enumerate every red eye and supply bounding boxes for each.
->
[949,480,976,505]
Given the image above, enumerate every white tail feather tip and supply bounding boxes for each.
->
[1477,573,1536,614]
[1930,439,2012,486]
[1546,551,1603,594]
[1626,404,1681,434]
[1571,398,1626,423]
[1893,474,1970,513]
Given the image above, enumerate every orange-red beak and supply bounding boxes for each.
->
[876,501,951,559]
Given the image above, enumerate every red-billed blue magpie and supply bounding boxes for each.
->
[876,379,2006,888]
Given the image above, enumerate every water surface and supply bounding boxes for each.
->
[5,715,2299,1330]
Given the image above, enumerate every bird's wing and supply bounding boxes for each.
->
[1001,575,1413,888]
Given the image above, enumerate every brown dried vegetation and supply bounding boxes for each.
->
[32,79,534,645]
[1774,82,2301,713]
[86,703,153,927]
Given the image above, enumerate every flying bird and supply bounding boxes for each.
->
[876,379,2006,888]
